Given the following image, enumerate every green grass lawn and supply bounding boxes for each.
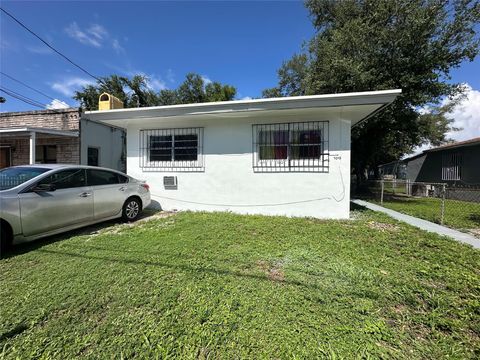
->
[372,196,480,232]
[1,210,479,359]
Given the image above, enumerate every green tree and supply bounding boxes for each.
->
[158,89,180,105]
[264,0,480,180]
[75,73,237,110]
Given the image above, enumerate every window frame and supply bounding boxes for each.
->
[140,128,204,171]
[252,121,329,173]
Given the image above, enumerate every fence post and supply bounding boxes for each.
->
[440,183,446,225]
[380,180,384,205]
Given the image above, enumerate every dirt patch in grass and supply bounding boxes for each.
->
[88,211,177,237]
[367,221,400,232]
[256,260,285,282]
[467,228,480,238]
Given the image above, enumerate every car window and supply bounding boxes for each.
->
[118,174,129,184]
[0,167,50,190]
[37,169,86,190]
[87,169,120,186]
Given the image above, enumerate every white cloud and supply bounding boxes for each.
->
[46,99,70,109]
[201,75,212,85]
[65,22,102,47]
[445,84,480,142]
[144,75,166,91]
[124,69,166,91]
[112,39,125,54]
[51,77,94,97]
[407,84,480,157]
[66,22,126,54]
[241,96,252,100]
[166,68,175,83]
[88,24,108,40]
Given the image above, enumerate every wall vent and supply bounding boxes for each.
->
[163,176,177,189]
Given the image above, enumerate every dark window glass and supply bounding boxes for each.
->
[117,174,129,183]
[0,167,50,190]
[150,135,172,162]
[174,134,198,161]
[35,145,57,164]
[38,169,86,190]
[149,134,198,161]
[87,169,120,186]
[88,147,99,166]
[291,130,322,159]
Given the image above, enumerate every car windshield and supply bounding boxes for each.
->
[0,167,51,191]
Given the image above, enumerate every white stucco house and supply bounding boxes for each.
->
[84,90,401,219]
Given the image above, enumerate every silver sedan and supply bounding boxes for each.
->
[0,164,151,255]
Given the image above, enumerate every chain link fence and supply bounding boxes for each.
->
[353,180,480,236]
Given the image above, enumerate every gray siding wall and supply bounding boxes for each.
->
[80,119,125,171]
[406,144,480,184]
[462,145,480,184]
[406,154,427,182]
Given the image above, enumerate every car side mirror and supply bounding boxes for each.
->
[32,183,56,192]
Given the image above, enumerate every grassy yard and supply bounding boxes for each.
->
[372,196,480,232]
[1,210,479,359]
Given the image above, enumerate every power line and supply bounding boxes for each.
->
[0,87,46,108]
[0,86,46,109]
[0,7,102,83]
[0,71,57,101]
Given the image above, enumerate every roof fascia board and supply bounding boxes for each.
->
[0,127,79,137]
[85,90,402,121]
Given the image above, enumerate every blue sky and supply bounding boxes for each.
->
[0,0,479,141]
[1,1,314,111]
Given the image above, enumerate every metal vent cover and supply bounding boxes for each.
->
[163,176,177,189]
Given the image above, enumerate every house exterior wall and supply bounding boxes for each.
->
[0,108,80,131]
[125,113,351,219]
[461,144,480,184]
[0,108,80,166]
[0,109,125,169]
[79,119,126,171]
[0,137,80,166]
[406,144,480,184]
[406,154,428,182]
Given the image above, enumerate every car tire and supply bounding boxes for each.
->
[122,197,141,222]
[0,225,12,258]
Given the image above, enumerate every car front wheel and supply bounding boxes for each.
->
[122,197,141,222]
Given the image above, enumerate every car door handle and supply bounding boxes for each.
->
[119,187,126,191]
[78,192,92,197]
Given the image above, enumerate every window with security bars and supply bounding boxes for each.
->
[140,128,204,171]
[442,152,462,181]
[253,121,329,172]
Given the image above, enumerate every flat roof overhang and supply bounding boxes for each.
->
[84,89,401,128]
[0,127,79,138]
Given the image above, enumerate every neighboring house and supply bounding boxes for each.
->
[85,90,401,219]
[378,160,407,180]
[398,137,480,185]
[0,108,126,171]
